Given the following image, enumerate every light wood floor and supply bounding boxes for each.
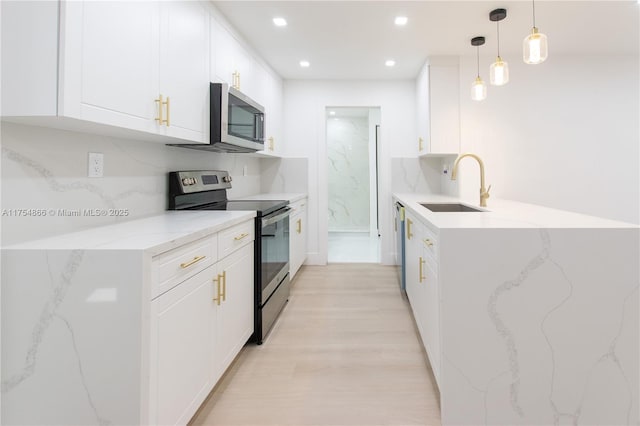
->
[190,264,441,426]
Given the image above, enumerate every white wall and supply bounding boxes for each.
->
[1,123,263,245]
[283,80,416,265]
[457,54,639,224]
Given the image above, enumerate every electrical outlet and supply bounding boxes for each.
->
[88,152,104,178]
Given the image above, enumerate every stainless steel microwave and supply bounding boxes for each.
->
[169,83,265,153]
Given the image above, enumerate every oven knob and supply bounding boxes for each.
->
[192,177,197,185]
[182,178,190,185]
[222,176,232,183]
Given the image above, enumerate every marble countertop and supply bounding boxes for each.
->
[3,211,257,254]
[394,193,639,229]
[236,193,307,203]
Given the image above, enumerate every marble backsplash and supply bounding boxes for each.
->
[391,157,459,196]
[327,117,370,232]
[1,123,263,245]
[260,157,309,194]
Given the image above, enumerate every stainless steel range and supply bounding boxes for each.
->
[168,170,290,344]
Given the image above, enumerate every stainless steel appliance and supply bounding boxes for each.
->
[394,201,406,293]
[168,83,265,153]
[168,170,290,343]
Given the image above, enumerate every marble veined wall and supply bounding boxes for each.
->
[1,123,262,245]
[327,117,370,232]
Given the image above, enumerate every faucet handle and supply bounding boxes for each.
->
[487,184,491,194]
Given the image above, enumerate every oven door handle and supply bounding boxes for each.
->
[262,207,292,227]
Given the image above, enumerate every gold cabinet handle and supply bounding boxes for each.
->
[296,218,302,234]
[213,274,222,305]
[406,219,413,240]
[234,232,249,241]
[180,255,206,269]
[221,270,227,302]
[232,71,240,89]
[268,137,274,151]
[423,238,434,247]
[155,94,164,124]
[418,137,424,151]
[419,257,426,283]
[163,96,170,127]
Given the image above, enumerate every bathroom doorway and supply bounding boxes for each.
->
[326,107,381,263]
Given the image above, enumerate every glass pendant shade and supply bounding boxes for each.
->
[523,27,548,64]
[471,77,486,101]
[490,57,509,86]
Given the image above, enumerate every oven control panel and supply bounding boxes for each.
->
[170,170,232,194]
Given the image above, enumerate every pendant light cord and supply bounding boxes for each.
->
[496,20,501,57]
[476,46,480,77]
[532,0,537,27]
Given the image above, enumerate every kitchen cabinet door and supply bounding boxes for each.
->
[150,265,217,426]
[61,1,160,133]
[290,199,308,279]
[159,1,210,143]
[415,60,461,156]
[264,71,284,156]
[404,211,425,328]
[214,22,254,95]
[213,243,254,383]
[421,250,441,385]
[429,64,460,154]
[415,63,430,155]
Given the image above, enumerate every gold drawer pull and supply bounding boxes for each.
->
[163,96,170,127]
[423,238,434,247]
[213,274,222,305]
[221,270,227,302]
[234,232,249,241]
[296,219,302,234]
[180,255,206,269]
[419,257,426,283]
[406,219,413,240]
[155,94,164,124]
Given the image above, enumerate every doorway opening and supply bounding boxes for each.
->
[326,107,381,263]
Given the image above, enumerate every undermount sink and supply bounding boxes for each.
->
[420,203,485,213]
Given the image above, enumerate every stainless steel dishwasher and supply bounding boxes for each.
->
[394,201,406,293]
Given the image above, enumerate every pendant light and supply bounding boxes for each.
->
[489,8,509,86]
[471,37,487,101]
[523,0,548,64]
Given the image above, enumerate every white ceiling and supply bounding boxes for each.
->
[212,1,639,80]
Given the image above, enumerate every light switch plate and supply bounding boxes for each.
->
[88,152,104,178]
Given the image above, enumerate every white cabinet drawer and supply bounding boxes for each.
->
[218,219,255,260]
[422,226,439,262]
[152,235,217,299]
[289,198,307,214]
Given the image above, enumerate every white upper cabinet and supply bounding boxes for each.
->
[214,21,254,96]
[416,59,461,156]
[253,62,283,156]
[63,1,160,134]
[2,1,210,144]
[159,1,210,143]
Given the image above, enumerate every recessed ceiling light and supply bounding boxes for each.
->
[394,16,408,26]
[299,60,310,68]
[385,60,396,67]
[329,111,336,116]
[273,17,287,27]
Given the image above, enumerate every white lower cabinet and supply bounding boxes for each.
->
[151,266,216,426]
[213,243,255,383]
[289,198,308,279]
[149,222,255,426]
[404,210,441,386]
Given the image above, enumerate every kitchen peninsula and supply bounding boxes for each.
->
[394,193,639,425]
